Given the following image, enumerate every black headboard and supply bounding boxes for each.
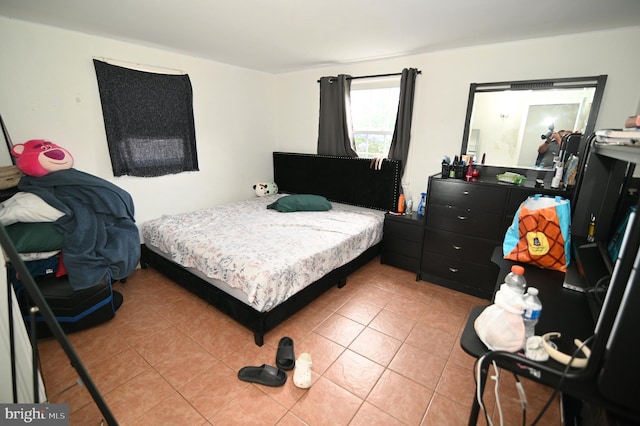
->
[273,152,401,212]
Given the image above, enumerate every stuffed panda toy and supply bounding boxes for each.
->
[253,182,278,197]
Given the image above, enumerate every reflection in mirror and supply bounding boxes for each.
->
[460,76,607,169]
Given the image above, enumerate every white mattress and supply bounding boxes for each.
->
[141,195,384,312]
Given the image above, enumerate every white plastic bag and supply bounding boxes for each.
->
[474,284,526,352]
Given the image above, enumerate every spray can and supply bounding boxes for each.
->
[587,214,596,242]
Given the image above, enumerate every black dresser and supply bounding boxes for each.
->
[418,168,569,299]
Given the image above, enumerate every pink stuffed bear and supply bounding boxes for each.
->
[11,139,74,177]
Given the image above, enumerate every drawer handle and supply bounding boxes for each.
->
[452,245,462,250]
[457,215,467,220]
[449,267,459,273]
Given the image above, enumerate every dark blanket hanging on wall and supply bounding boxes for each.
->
[93,59,199,177]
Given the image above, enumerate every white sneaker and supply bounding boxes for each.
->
[293,352,312,389]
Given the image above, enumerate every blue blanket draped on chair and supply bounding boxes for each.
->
[19,168,140,290]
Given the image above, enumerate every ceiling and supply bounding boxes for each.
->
[1,0,639,74]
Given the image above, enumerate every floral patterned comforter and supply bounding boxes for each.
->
[141,195,384,311]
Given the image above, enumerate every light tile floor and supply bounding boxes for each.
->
[37,258,562,425]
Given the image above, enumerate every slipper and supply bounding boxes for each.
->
[237,364,287,387]
[276,337,295,371]
[293,353,313,389]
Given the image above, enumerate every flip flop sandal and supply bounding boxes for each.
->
[237,364,287,387]
[276,336,295,371]
[293,353,312,389]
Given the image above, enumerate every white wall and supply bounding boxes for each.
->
[0,17,279,225]
[275,27,640,200]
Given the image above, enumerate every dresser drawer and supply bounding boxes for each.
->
[426,205,504,240]
[383,236,422,261]
[381,251,420,272]
[423,228,498,263]
[420,252,498,295]
[429,179,507,213]
[383,216,422,242]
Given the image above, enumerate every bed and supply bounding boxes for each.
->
[139,152,401,345]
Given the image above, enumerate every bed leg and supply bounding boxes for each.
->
[254,333,264,346]
[337,278,347,288]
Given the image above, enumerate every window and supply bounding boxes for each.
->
[350,78,400,158]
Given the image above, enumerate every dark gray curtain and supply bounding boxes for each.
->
[317,75,357,156]
[388,68,419,177]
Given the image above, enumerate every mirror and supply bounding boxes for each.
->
[460,76,607,169]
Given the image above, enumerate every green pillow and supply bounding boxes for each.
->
[5,222,64,253]
[267,194,332,213]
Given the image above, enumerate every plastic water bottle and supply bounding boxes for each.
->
[504,265,527,294]
[523,287,542,339]
[406,197,413,213]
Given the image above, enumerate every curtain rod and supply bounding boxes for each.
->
[93,56,186,75]
[317,70,421,83]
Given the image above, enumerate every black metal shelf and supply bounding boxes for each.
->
[593,142,640,164]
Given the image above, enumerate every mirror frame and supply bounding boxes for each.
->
[460,75,608,168]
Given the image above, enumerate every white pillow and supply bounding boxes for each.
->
[0,192,64,226]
